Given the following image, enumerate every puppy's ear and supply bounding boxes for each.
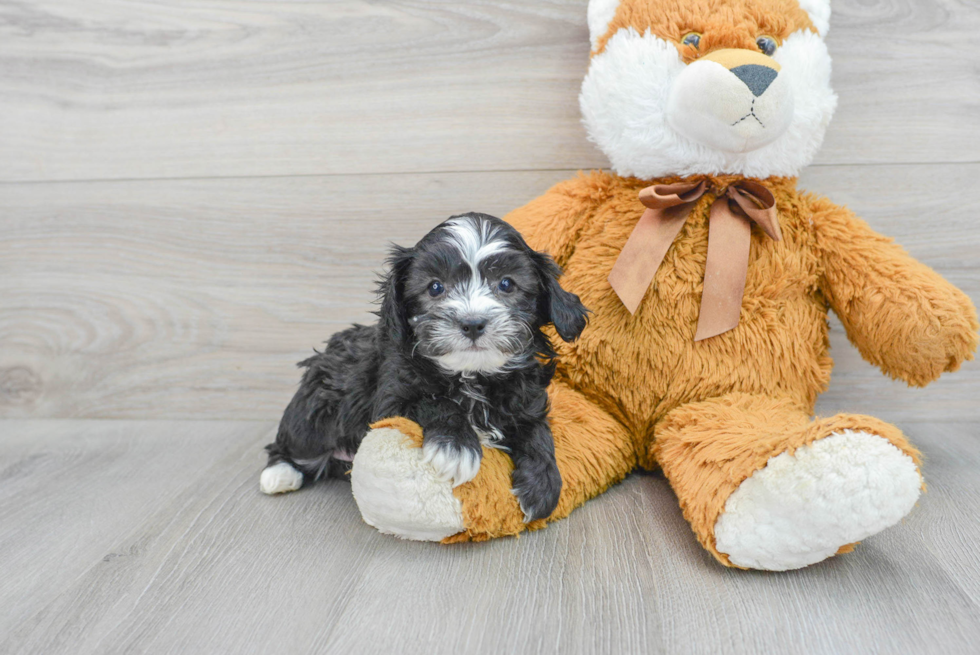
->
[530,250,589,342]
[377,244,415,344]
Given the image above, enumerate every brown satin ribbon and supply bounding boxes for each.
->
[607,178,781,341]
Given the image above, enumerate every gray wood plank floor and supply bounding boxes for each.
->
[1,419,978,654]
[2,0,980,653]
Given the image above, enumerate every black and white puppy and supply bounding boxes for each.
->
[260,212,588,522]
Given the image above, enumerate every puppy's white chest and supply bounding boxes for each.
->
[459,376,506,449]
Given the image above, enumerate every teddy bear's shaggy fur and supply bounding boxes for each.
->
[344,0,978,570]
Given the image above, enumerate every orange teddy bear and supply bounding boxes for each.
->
[347,0,978,570]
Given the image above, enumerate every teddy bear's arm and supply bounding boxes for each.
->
[809,194,979,386]
[504,174,607,267]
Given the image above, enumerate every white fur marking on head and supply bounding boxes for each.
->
[351,427,465,541]
[433,216,518,374]
[797,0,831,35]
[587,0,621,51]
[444,217,509,315]
[259,462,303,495]
[580,27,836,178]
[444,216,508,279]
[714,430,921,571]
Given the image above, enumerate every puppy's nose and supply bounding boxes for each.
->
[730,65,778,97]
[459,317,488,341]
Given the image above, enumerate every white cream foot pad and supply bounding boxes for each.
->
[350,427,465,541]
[714,430,921,571]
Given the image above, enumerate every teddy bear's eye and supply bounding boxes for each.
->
[681,33,701,49]
[756,36,778,56]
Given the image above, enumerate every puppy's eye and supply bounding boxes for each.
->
[681,32,701,49]
[427,281,445,297]
[756,35,778,56]
[497,278,515,293]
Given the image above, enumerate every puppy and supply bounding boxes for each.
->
[260,212,588,522]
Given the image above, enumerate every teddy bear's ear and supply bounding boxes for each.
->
[798,0,831,36]
[587,0,621,52]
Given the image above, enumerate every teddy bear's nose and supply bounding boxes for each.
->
[730,64,779,97]
[699,48,782,98]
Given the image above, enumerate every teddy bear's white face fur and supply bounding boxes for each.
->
[580,0,837,179]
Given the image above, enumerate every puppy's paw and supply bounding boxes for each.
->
[421,436,482,487]
[512,458,562,523]
[260,462,304,495]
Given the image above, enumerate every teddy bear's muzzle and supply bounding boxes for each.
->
[666,48,794,154]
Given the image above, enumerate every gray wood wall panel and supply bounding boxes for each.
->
[2,165,978,420]
[1,0,977,184]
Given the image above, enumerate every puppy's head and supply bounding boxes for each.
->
[379,213,588,375]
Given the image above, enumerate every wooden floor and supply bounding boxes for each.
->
[2,419,979,654]
[2,1,980,653]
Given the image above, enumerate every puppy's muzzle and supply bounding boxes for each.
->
[666,48,794,154]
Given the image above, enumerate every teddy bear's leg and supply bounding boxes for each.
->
[651,393,923,571]
[350,382,636,542]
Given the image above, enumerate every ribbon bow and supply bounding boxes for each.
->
[607,178,781,341]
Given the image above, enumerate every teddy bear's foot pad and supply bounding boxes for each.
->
[350,426,465,541]
[714,430,921,571]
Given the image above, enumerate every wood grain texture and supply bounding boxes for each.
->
[1,0,978,184]
[1,1,978,653]
[1,419,977,654]
[0,420,273,639]
[2,164,978,420]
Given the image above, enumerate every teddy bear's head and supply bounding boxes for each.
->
[580,0,836,180]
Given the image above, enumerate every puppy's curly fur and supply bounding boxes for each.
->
[263,213,588,522]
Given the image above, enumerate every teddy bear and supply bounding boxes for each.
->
[347,0,978,570]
